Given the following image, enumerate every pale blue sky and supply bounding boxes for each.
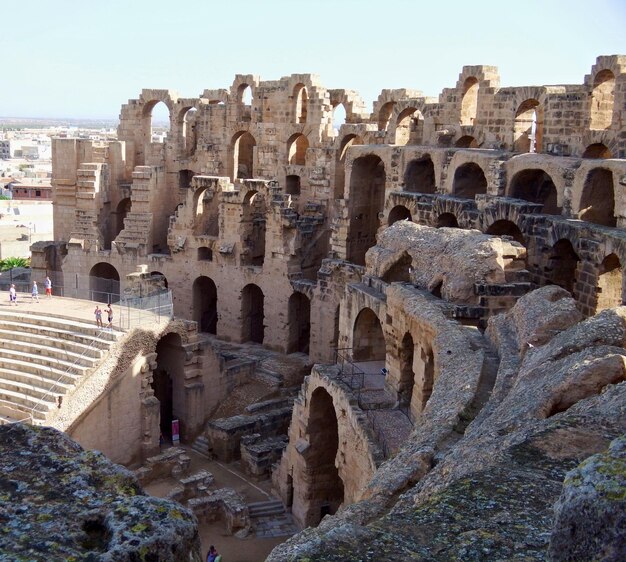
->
[1,0,625,119]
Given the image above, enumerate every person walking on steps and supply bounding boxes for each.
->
[105,304,113,330]
[31,281,39,303]
[44,276,52,298]
[94,305,103,329]
[9,284,17,306]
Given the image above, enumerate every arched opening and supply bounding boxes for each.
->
[455,135,479,148]
[378,102,395,131]
[197,247,213,261]
[381,252,412,283]
[404,155,436,194]
[233,132,256,179]
[193,187,219,237]
[238,84,253,106]
[286,175,301,196]
[514,99,542,153]
[241,191,266,266]
[579,168,615,227]
[153,333,185,441]
[293,84,308,124]
[305,388,344,525]
[150,271,168,289]
[332,103,347,135]
[452,162,487,198]
[596,254,623,312]
[149,101,170,143]
[412,345,435,413]
[547,240,580,294]
[388,205,412,226]
[347,155,386,266]
[89,262,120,303]
[182,107,198,152]
[398,333,415,408]
[287,292,310,354]
[353,307,385,362]
[334,134,362,199]
[509,169,560,214]
[460,77,479,126]
[113,198,131,242]
[287,134,309,166]
[486,220,525,245]
[242,284,264,344]
[436,213,459,228]
[590,70,615,130]
[193,276,217,334]
[395,108,423,146]
[179,169,195,189]
[582,143,612,159]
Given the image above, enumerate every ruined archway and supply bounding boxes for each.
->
[233,131,256,180]
[347,155,386,266]
[582,143,612,159]
[455,135,479,148]
[590,70,615,130]
[113,197,131,243]
[153,333,185,440]
[241,191,266,266]
[286,175,301,196]
[181,107,198,153]
[411,344,435,416]
[179,169,195,189]
[193,187,219,236]
[353,307,385,362]
[547,239,580,295]
[293,84,308,124]
[514,99,542,153]
[436,213,459,228]
[388,205,412,226]
[579,168,615,227]
[148,101,170,143]
[486,220,525,246]
[193,276,218,334]
[398,333,415,408]
[596,254,623,312]
[334,134,362,199]
[452,162,487,198]
[509,169,560,215]
[395,108,423,146]
[460,77,479,126]
[242,283,264,344]
[89,262,120,303]
[404,155,436,194]
[287,133,309,166]
[381,252,412,283]
[287,292,310,354]
[378,102,395,131]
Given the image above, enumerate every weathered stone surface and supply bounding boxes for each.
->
[0,424,201,561]
[549,434,626,562]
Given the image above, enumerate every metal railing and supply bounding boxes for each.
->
[333,348,366,406]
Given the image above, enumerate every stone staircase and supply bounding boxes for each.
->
[0,309,121,424]
[248,499,299,538]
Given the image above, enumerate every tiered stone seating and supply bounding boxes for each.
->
[0,309,121,424]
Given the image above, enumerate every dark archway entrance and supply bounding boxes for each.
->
[436,213,459,228]
[596,254,623,312]
[579,168,615,227]
[582,143,612,159]
[193,276,217,334]
[452,162,487,198]
[547,240,580,294]
[347,155,386,265]
[398,332,415,408]
[382,252,412,283]
[404,156,435,193]
[486,220,525,246]
[89,262,120,303]
[509,169,560,215]
[353,308,385,361]
[153,332,185,440]
[287,292,310,354]
[242,284,264,344]
[388,205,412,226]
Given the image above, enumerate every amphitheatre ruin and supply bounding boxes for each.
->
[1,54,625,560]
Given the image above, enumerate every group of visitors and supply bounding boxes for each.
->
[7,276,52,305]
[94,304,113,330]
[206,546,221,562]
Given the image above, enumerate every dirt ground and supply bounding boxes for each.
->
[143,446,294,562]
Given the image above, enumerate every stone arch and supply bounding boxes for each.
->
[398,333,415,408]
[579,168,615,227]
[112,197,131,243]
[197,247,212,261]
[286,175,301,196]
[412,344,435,415]
[452,162,487,198]
[144,100,171,144]
[304,387,344,524]
[395,107,424,146]
[347,155,386,266]
[288,292,311,354]
[455,135,479,148]
[378,101,395,131]
[582,143,612,159]
[404,155,436,194]
[232,131,256,180]
[388,205,412,226]
[153,332,185,440]
[287,133,309,166]
[509,169,560,215]
[241,190,266,266]
[332,103,347,134]
[192,186,219,236]
[514,99,543,153]
[353,307,385,362]
[293,83,308,124]
[179,106,198,153]
[237,83,253,105]
[596,254,623,312]
[436,213,459,228]
[193,276,218,334]
[486,220,525,245]
[150,271,168,289]
[381,251,412,283]
[590,69,615,130]
[460,77,479,126]
[335,134,362,199]
[89,262,120,303]
[547,239,580,295]
[242,283,264,344]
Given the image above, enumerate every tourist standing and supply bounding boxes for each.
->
[94,305,103,329]
[106,304,113,329]
[31,281,39,303]
[206,546,220,562]
[8,284,17,306]
[44,276,52,298]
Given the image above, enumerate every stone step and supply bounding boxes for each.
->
[0,374,69,403]
[0,353,88,382]
[191,435,210,457]
[248,500,285,518]
[0,386,56,415]
[0,329,105,360]
[0,347,95,375]
[0,367,75,393]
[0,319,117,349]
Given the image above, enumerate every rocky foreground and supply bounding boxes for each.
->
[268,287,626,561]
